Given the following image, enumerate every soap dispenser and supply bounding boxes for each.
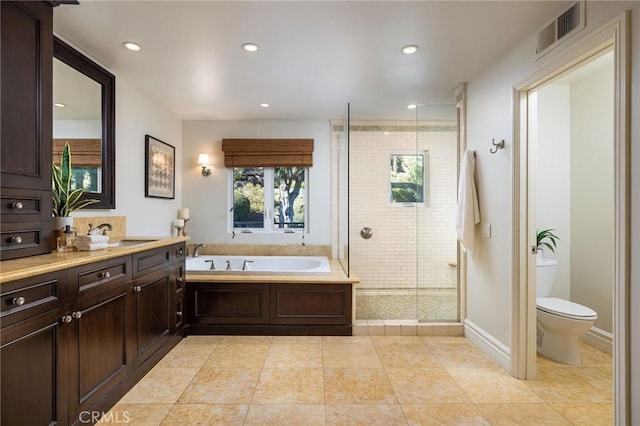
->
[57,225,76,252]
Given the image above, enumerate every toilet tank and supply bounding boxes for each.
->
[536,258,558,297]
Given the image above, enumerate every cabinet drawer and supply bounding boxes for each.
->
[132,246,171,278]
[1,270,68,327]
[1,188,51,222]
[0,221,52,260]
[75,256,131,300]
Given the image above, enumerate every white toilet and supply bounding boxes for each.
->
[536,256,597,365]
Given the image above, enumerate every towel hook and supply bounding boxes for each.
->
[490,138,505,154]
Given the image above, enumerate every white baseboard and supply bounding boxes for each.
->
[464,319,510,371]
[580,326,613,354]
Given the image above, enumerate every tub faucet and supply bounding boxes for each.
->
[204,259,215,270]
[192,243,206,257]
[242,260,254,271]
[225,260,232,271]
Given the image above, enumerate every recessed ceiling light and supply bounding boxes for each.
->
[122,41,141,51]
[407,104,418,109]
[260,103,270,108]
[242,43,259,52]
[54,103,67,108]
[401,45,419,55]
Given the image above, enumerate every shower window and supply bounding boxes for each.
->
[230,166,307,231]
[389,153,428,205]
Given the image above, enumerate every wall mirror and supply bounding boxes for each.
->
[53,36,115,209]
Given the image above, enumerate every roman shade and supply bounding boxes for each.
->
[221,138,313,167]
[53,139,102,167]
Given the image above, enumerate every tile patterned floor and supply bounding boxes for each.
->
[101,336,613,425]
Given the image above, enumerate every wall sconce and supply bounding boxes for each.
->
[198,153,212,176]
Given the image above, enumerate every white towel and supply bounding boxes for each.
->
[76,242,109,251]
[76,234,109,244]
[455,149,480,252]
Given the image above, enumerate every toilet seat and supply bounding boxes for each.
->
[537,297,597,321]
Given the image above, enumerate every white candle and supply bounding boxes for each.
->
[174,219,184,227]
[178,208,190,219]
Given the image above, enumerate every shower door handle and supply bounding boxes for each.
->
[360,227,373,239]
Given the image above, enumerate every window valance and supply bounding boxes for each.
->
[221,138,313,167]
[53,139,102,167]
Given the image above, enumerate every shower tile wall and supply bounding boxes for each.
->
[336,121,458,320]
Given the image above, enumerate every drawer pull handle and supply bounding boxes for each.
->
[61,315,73,324]
[11,236,22,244]
[100,271,111,279]
[133,286,142,292]
[176,311,183,317]
[72,311,82,319]
[11,202,23,210]
[177,248,184,256]
[177,276,183,282]
[11,296,26,306]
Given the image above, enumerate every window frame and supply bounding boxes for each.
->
[228,166,309,233]
[388,151,429,207]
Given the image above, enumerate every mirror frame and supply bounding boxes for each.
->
[53,36,116,209]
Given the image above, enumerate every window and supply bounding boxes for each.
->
[231,166,307,231]
[389,153,427,205]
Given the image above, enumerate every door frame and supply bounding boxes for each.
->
[511,11,630,424]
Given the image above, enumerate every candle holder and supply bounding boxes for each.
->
[174,225,183,237]
[182,218,189,237]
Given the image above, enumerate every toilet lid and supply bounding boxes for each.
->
[537,297,597,320]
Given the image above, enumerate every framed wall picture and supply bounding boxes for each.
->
[145,135,175,199]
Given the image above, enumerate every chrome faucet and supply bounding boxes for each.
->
[192,243,206,257]
[225,260,232,271]
[88,223,113,235]
[242,260,254,271]
[204,259,215,270]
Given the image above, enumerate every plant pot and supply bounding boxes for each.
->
[52,216,73,251]
[536,248,545,261]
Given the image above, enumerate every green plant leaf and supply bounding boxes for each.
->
[52,142,99,216]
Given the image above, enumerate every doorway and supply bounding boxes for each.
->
[511,13,630,424]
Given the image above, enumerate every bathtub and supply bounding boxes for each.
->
[186,255,331,275]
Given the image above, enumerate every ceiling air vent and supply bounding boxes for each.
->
[535,1,585,60]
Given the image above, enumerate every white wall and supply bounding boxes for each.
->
[535,84,572,300]
[72,76,183,236]
[181,120,332,246]
[53,120,101,138]
[465,1,639,420]
[570,63,614,334]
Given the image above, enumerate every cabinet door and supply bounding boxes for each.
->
[270,284,352,325]
[67,284,133,423]
[1,309,68,426]
[187,283,269,325]
[133,268,172,365]
[0,1,53,191]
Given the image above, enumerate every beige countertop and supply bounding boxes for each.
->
[0,236,189,284]
[186,259,359,285]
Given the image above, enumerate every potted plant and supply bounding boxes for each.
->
[52,142,99,231]
[536,228,559,258]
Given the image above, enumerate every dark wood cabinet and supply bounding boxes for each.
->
[0,242,186,425]
[1,308,69,426]
[1,1,54,260]
[187,281,352,335]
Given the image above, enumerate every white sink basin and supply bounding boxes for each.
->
[107,239,159,247]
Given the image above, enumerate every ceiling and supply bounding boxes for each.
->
[53,1,571,121]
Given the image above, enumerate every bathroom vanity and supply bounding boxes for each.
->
[0,238,187,426]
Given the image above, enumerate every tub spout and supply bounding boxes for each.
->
[242,260,254,271]
[204,259,215,270]
[226,260,232,271]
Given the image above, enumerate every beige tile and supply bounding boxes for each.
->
[155,344,215,369]
[386,367,470,404]
[526,367,612,403]
[245,404,325,425]
[476,403,571,425]
[326,404,407,426]
[447,368,544,403]
[450,325,465,336]
[263,343,323,368]
[119,368,198,404]
[576,343,613,367]
[203,343,269,368]
[551,402,614,425]
[213,335,274,345]
[98,403,172,425]
[374,343,442,369]
[402,403,490,426]
[324,368,397,404]
[179,335,223,346]
[370,336,423,345]
[433,326,450,336]
[428,341,501,369]
[252,367,324,404]
[271,335,322,345]
[571,366,613,391]
[322,335,372,345]
[420,335,468,344]
[353,323,369,336]
[417,324,434,336]
[369,325,385,336]
[161,404,249,425]
[323,342,383,368]
[178,368,260,404]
